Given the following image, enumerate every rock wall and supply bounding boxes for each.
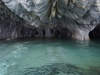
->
[0,0,100,40]
[0,1,72,40]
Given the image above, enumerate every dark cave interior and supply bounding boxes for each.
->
[89,24,100,39]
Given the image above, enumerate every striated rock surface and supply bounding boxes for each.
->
[0,0,100,40]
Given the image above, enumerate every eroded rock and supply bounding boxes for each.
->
[0,0,100,40]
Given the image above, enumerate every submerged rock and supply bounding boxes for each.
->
[20,63,85,75]
[6,63,100,75]
[0,0,100,40]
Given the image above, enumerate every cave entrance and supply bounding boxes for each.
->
[89,24,100,39]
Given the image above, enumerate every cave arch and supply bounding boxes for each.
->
[89,24,100,39]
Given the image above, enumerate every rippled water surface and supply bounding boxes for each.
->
[0,38,100,75]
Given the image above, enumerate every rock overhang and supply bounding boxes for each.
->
[1,0,100,26]
[0,0,100,40]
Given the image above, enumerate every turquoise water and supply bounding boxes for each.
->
[0,38,100,75]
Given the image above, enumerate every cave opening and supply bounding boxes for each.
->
[89,24,100,39]
[20,26,72,39]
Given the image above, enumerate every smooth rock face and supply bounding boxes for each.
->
[0,0,100,40]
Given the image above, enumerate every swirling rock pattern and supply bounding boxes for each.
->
[1,0,100,40]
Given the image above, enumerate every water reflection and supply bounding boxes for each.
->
[0,38,100,75]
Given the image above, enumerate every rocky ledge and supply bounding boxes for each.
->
[0,0,100,40]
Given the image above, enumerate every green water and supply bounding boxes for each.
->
[0,38,100,75]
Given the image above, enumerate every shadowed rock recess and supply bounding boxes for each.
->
[0,0,100,40]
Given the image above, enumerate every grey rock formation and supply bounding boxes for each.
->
[0,0,100,40]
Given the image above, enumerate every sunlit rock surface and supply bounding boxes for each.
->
[0,0,100,40]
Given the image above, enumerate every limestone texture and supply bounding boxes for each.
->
[0,0,100,40]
